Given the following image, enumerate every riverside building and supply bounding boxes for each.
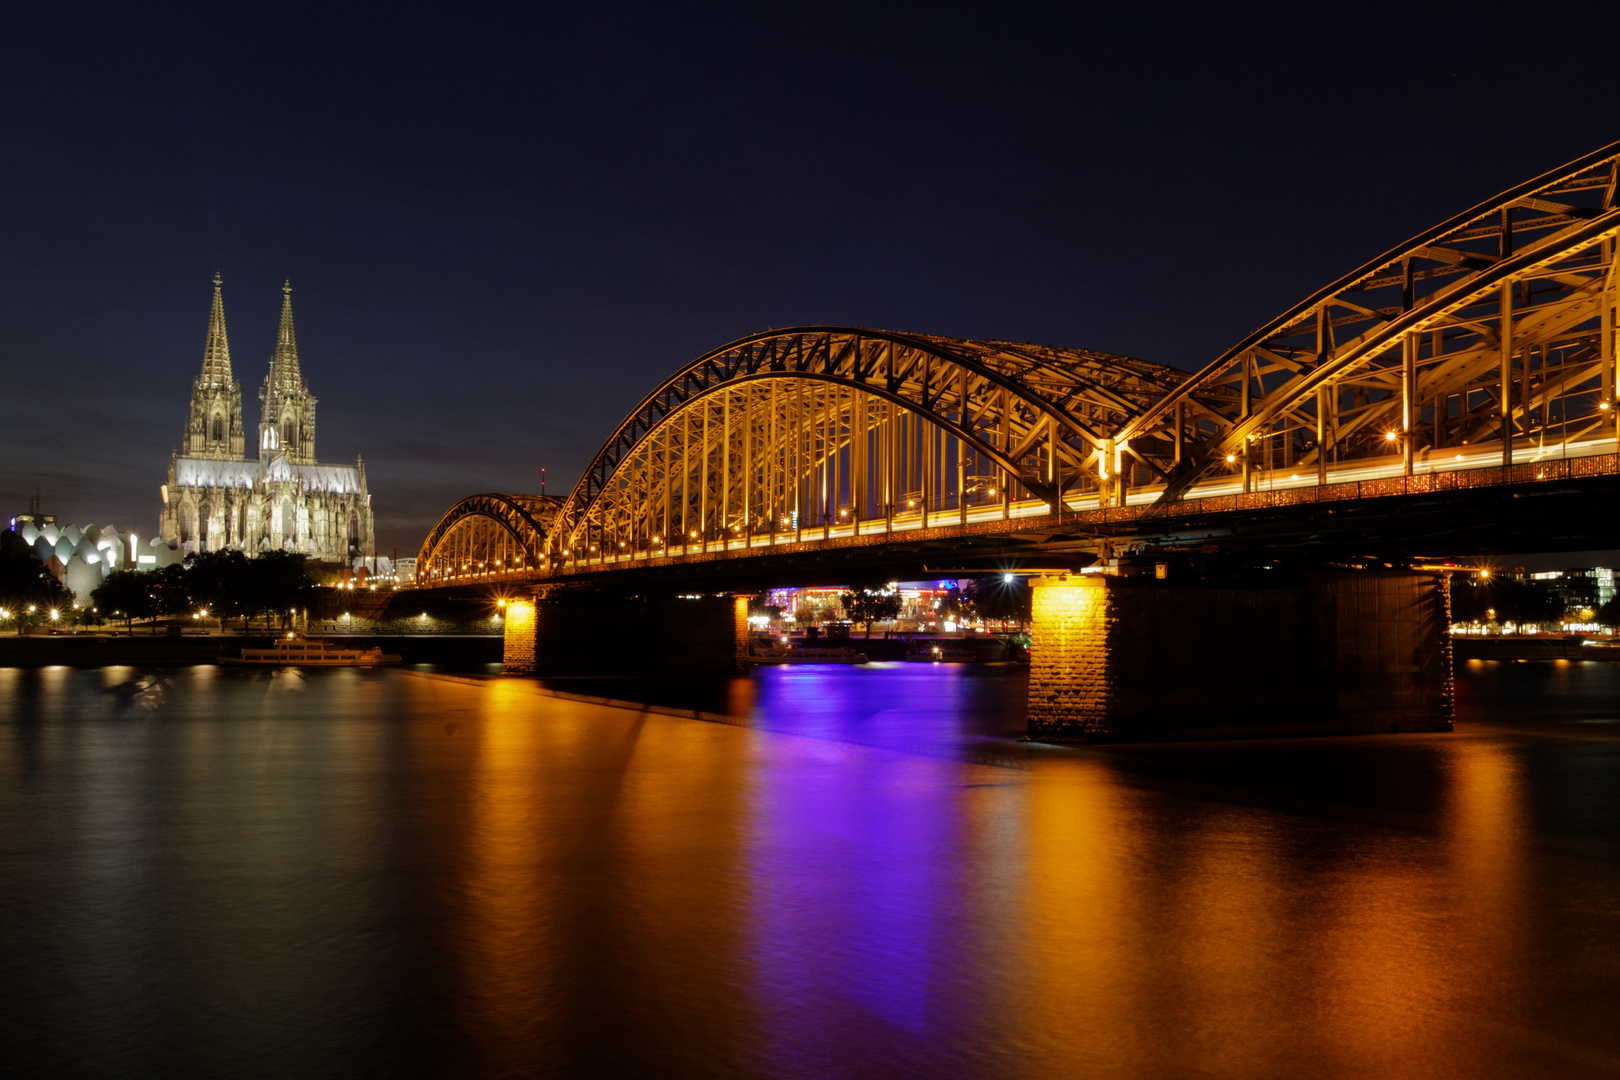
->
[158,275,374,562]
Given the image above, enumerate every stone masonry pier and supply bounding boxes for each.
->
[1028,570,1454,743]
[503,592,749,676]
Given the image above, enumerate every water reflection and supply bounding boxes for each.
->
[1,663,1619,1077]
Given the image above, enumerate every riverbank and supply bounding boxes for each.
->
[1450,635,1620,661]
[0,633,502,666]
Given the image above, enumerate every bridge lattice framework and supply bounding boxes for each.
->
[418,143,1620,587]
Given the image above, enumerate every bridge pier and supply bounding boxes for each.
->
[1027,569,1453,742]
[503,592,749,676]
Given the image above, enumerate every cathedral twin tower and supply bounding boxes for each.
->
[159,275,374,561]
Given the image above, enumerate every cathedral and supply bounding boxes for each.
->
[159,275,375,562]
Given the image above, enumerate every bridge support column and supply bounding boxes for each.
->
[1027,570,1454,743]
[502,596,538,674]
[500,591,750,676]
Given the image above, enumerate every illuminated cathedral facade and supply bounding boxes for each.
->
[159,275,374,561]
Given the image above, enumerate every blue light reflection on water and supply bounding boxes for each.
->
[742,662,1032,1069]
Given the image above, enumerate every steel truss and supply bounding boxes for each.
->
[542,328,1220,569]
[416,493,558,585]
[1130,142,1620,503]
[419,142,1620,582]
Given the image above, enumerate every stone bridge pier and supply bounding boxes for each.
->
[1027,569,1454,742]
[503,591,749,677]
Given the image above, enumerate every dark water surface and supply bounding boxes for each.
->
[2,659,1619,1078]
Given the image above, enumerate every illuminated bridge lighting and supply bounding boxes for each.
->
[409,144,1620,587]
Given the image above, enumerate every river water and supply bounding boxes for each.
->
[1,660,1618,1078]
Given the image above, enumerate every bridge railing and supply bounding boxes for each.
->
[1082,452,1618,525]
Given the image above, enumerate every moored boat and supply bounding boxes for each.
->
[904,643,979,662]
[224,634,402,667]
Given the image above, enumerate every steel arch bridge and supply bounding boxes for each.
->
[416,493,561,583]
[417,141,1620,587]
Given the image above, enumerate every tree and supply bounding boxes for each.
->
[92,571,157,634]
[186,550,252,625]
[244,552,318,629]
[965,576,1031,628]
[935,585,971,625]
[748,599,783,627]
[839,585,902,637]
[0,548,74,633]
[1451,575,1564,628]
[151,563,193,624]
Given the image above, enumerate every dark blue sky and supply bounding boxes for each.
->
[3,3,1617,554]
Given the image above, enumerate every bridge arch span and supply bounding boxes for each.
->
[417,142,1620,586]
[1131,140,1620,502]
[544,327,1214,566]
[415,493,559,585]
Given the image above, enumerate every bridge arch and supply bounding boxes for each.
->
[1126,141,1620,503]
[545,327,1216,565]
[416,493,559,585]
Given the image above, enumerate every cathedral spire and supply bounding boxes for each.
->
[260,279,317,464]
[199,272,232,387]
[269,279,302,389]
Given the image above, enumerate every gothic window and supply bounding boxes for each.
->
[280,502,294,537]
[198,503,210,545]
[212,415,223,441]
[180,506,194,543]
[284,418,296,446]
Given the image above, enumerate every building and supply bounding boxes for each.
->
[159,276,374,562]
[1521,567,1612,611]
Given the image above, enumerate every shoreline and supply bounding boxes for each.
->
[0,633,502,666]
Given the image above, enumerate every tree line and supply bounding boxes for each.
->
[90,551,320,632]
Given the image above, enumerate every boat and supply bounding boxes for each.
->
[904,642,980,662]
[750,644,869,665]
[223,634,402,667]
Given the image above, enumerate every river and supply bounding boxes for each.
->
[1,659,1618,1078]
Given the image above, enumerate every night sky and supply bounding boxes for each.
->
[4,4,1618,557]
